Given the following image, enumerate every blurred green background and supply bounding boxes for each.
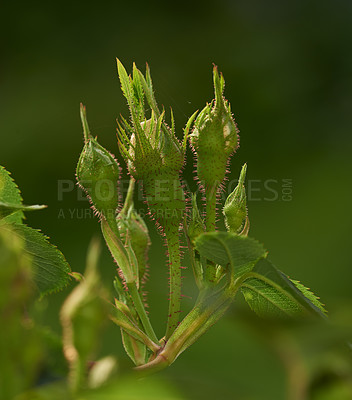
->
[1,0,352,398]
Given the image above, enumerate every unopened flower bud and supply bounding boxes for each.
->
[116,60,186,231]
[77,104,121,221]
[223,164,249,235]
[190,66,239,192]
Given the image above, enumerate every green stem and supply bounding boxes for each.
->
[165,226,182,340]
[127,283,159,344]
[205,185,218,284]
[70,357,86,394]
[80,103,90,143]
[183,216,203,289]
[102,216,158,344]
[205,185,217,232]
[136,286,239,374]
[120,178,135,216]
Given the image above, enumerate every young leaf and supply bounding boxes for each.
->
[0,166,24,223]
[241,258,326,318]
[1,223,71,296]
[116,58,135,112]
[110,300,160,353]
[194,232,266,278]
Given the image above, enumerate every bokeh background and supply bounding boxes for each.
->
[2,0,352,398]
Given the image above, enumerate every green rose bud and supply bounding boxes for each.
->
[116,60,185,232]
[190,66,239,194]
[116,60,189,337]
[223,163,249,236]
[76,104,121,222]
[189,66,239,233]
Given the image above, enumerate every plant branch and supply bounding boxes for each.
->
[165,226,183,340]
[138,285,239,374]
[102,218,158,344]
[205,185,217,232]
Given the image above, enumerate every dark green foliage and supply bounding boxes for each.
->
[0,165,71,296]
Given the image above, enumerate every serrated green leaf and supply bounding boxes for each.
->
[183,110,198,152]
[137,66,161,117]
[242,276,303,318]
[117,58,134,109]
[194,232,266,278]
[1,223,71,296]
[0,165,24,223]
[291,279,327,315]
[241,258,326,318]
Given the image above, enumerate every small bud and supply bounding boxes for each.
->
[118,206,151,289]
[190,66,239,191]
[187,194,205,245]
[77,104,121,221]
[223,164,249,235]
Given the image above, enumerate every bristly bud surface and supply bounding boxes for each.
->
[116,60,190,338]
[223,163,249,235]
[190,65,239,193]
[116,60,186,231]
[77,104,121,222]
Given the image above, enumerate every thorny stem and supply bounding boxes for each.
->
[117,177,159,343]
[183,216,203,289]
[165,226,183,340]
